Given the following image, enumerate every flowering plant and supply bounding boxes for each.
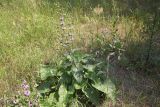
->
[8,80,39,107]
[36,49,116,107]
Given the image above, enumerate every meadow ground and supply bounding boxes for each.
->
[0,0,160,106]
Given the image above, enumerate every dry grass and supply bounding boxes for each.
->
[0,0,160,106]
[97,65,160,107]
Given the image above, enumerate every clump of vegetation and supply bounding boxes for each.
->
[36,49,116,107]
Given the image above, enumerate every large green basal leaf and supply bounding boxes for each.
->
[73,71,84,83]
[40,65,56,80]
[37,78,56,94]
[47,93,58,106]
[92,79,116,101]
[83,65,96,72]
[57,85,73,107]
[82,85,100,105]
[72,66,84,83]
[74,83,82,89]
[73,79,87,89]
[39,92,59,107]
[60,73,72,85]
[39,100,55,107]
[84,71,101,83]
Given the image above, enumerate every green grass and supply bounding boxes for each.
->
[0,0,160,106]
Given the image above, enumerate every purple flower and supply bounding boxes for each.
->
[23,84,29,89]
[24,90,30,96]
[21,80,28,89]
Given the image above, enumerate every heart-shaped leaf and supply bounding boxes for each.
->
[40,65,56,80]
[92,79,116,101]
[82,85,100,105]
[37,78,56,94]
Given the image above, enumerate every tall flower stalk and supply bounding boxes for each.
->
[59,15,74,53]
[21,80,30,97]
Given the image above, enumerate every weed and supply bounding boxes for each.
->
[36,49,116,106]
